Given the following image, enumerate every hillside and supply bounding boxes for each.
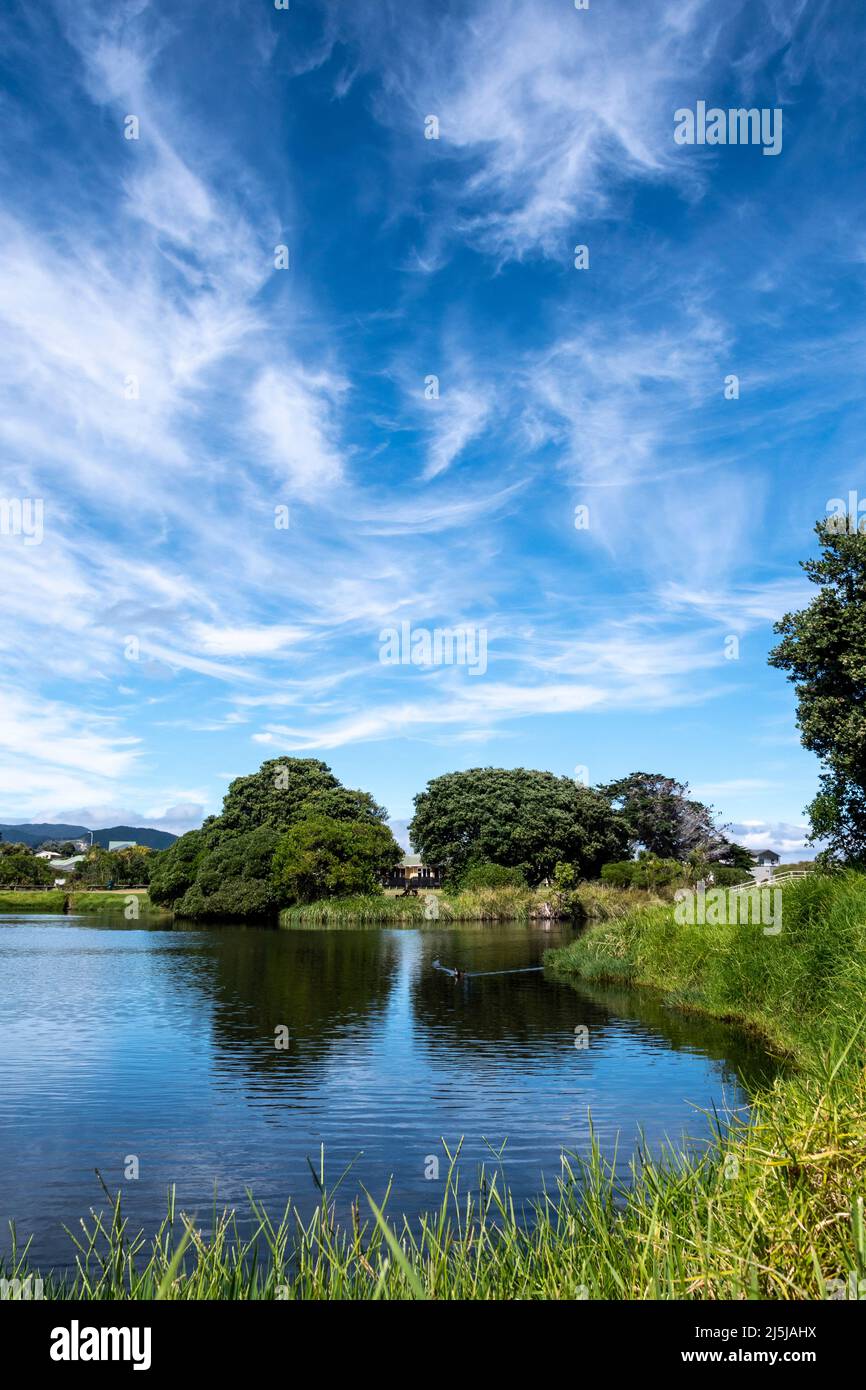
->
[0,822,178,850]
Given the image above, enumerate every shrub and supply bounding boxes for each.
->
[457,860,527,890]
[600,857,685,890]
[272,816,401,904]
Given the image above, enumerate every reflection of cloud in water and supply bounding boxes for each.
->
[0,917,778,1270]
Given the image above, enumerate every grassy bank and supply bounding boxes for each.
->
[547,870,866,1052]
[0,890,66,912]
[69,890,169,916]
[0,889,170,916]
[280,884,544,927]
[278,881,671,928]
[6,874,865,1299]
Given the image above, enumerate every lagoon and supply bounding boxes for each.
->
[0,912,777,1270]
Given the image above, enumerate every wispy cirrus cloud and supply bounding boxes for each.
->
[0,0,859,836]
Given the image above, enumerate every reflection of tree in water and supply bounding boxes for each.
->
[565,978,784,1096]
[158,923,400,1089]
[155,920,778,1117]
[412,932,780,1099]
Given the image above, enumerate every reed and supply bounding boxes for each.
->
[279,885,541,927]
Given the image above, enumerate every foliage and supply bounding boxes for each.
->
[148,830,206,905]
[0,845,56,886]
[452,859,527,891]
[272,816,401,904]
[409,767,628,886]
[708,864,749,886]
[149,758,393,918]
[172,827,283,919]
[280,884,543,926]
[600,772,729,861]
[219,758,387,835]
[723,841,756,870]
[600,856,685,889]
[769,520,866,861]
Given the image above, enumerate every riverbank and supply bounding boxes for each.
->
[547,870,866,1055]
[0,890,66,912]
[0,889,169,916]
[278,881,665,927]
[279,884,542,926]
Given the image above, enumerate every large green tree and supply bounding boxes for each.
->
[218,758,387,834]
[0,844,55,886]
[272,815,401,903]
[599,772,729,861]
[769,518,866,861]
[167,827,284,920]
[409,767,628,884]
[149,757,394,918]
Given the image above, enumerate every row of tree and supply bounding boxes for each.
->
[146,756,751,917]
[407,768,749,886]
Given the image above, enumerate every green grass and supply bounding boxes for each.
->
[0,890,66,913]
[0,889,169,916]
[280,884,543,927]
[547,870,866,1049]
[69,890,169,916]
[5,872,866,1300]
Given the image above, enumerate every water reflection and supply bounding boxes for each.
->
[0,915,778,1269]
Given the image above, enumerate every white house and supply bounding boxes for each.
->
[754,849,781,867]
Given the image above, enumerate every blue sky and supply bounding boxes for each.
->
[0,0,863,857]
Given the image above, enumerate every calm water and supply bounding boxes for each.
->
[0,913,777,1269]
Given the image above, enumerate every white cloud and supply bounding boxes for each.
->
[338,0,713,262]
[248,367,347,498]
[188,623,307,658]
[422,385,492,480]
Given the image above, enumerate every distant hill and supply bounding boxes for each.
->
[0,823,178,850]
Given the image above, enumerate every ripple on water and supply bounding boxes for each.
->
[0,916,774,1268]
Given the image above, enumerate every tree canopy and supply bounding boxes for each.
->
[409,767,628,885]
[0,843,55,886]
[272,816,401,903]
[599,772,730,861]
[769,518,866,861]
[149,758,399,918]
